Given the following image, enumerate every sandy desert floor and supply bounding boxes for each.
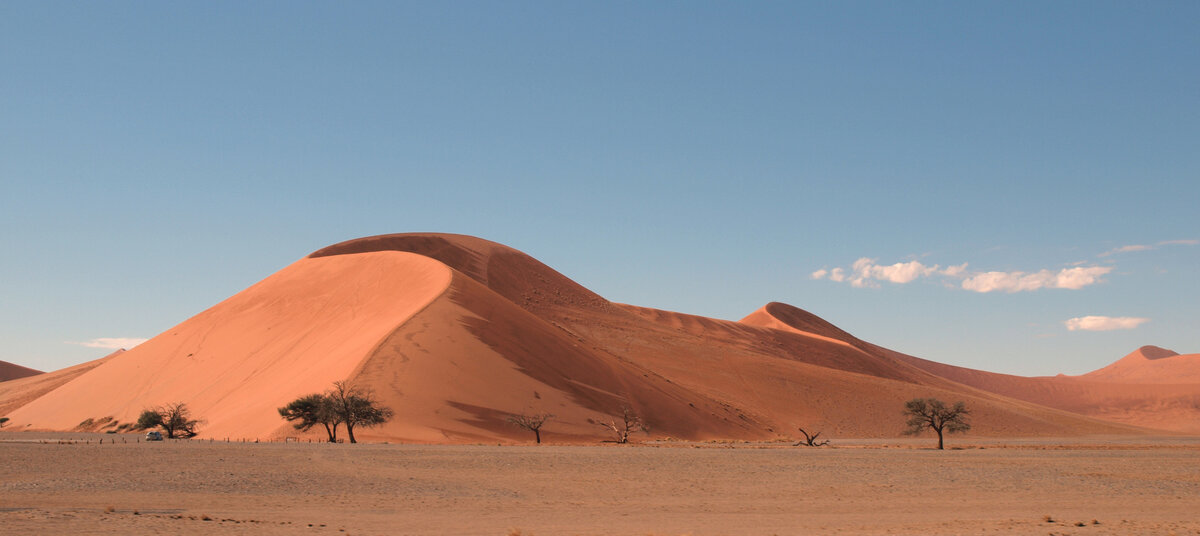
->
[2,433,1199,535]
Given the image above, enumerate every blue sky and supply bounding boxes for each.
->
[2,2,1197,375]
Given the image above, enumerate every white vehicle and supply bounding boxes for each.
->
[145,430,163,441]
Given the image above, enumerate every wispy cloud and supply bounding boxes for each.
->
[1098,239,1197,257]
[813,257,1110,293]
[1064,316,1149,331]
[68,337,148,350]
[1098,244,1152,257]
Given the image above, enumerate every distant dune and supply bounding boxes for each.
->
[891,348,1200,434]
[1,233,1193,441]
[0,352,115,417]
[0,360,42,383]
[1081,345,1200,384]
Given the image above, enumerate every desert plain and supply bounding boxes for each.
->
[3,432,1200,535]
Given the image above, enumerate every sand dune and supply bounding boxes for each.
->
[0,352,115,418]
[743,301,1200,433]
[5,252,451,439]
[347,272,744,443]
[891,350,1200,433]
[1,233,1191,441]
[0,360,41,383]
[1081,345,1200,384]
[327,236,1138,439]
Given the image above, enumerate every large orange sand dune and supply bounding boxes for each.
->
[2,233,1194,441]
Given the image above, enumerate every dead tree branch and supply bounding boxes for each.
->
[794,427,830,447]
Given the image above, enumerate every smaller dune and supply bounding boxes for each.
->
[0,360,42,383]
[1081,345,1200,384]
[0,352,116,416]
[892,346,1200,433]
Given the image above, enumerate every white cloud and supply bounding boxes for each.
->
[960,266,1112,293]
[941,263,968,277]
[815,258,974,289]
[69,337,148,350]
[872,260,939,284]
[1064,316,1149,331]
[848,257,879,288]
[1053,266,1114,289]
[816,255,1112,293]
[960,271,1028,293]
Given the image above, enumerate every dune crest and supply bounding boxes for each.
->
[1134,345,1181,360]
[740,302,872,353]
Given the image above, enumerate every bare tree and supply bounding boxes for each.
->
[794,427,830,447]
[325,381,393,444]
[507,412,553,444]
[136,402,201,439]
[278,393,342,442]
[596,406,648,444]
[902,397,970,449]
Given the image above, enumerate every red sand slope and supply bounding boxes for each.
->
[0,360,41,383]
[0,233,1182,442]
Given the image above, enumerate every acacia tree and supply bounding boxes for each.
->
[278,393,342,442]
[596,406,648,444]
[902,397,970,450]
[136,402,201,439]
[0,417,9,428]
[279,383,393,443]
[508,412,553,444]
[325,381,393,444]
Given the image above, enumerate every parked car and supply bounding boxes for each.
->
[145,430,163,441]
